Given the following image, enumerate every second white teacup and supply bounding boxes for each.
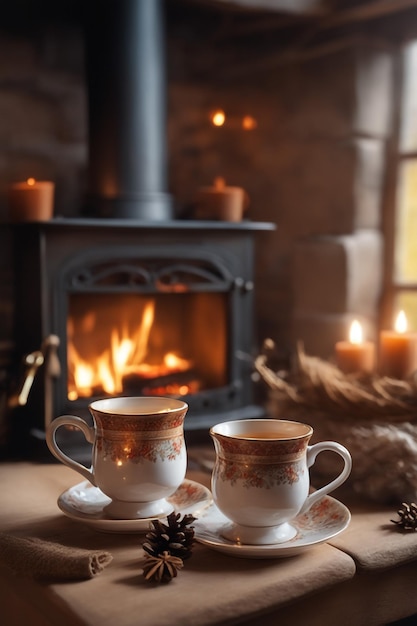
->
[46,396,188,520]
[210,418,352,545]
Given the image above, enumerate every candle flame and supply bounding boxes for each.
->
[349,320,363,345]
[211,110,226,127]
[27,178,36,186]
[214,177,226,190]
[395,310,408,334]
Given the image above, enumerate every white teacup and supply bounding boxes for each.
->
[210,418,352,545]
[46,396,188,520]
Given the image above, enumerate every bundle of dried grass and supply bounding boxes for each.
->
[255,339,417,424]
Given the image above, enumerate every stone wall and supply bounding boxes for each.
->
[167,43,394,360]
[290,47,393,357]
[0,13,396,369]
[0,24,86,341]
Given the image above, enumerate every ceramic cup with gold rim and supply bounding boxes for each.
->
[210,418,352,545]
[46,396,188,520]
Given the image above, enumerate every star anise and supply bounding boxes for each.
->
[142,551,184,583]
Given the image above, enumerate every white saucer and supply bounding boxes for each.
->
[193,495,351,558]
[58,479,212,533]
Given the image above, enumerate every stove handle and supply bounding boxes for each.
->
[8,351,44,408]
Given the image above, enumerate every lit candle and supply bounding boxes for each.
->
[379,310,417,379]
[8,178,55,222]
[335,319,375,375]
[194,177,249,222]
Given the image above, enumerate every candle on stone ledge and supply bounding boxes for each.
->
[193,177,248,222]
[379,310,417,379]
[8,178,55,222]
[335,319,375,375]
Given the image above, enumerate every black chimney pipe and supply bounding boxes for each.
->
[84,0,172,219]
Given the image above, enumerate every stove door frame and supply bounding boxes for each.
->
[58,244,241,418]
[11,220,271,447]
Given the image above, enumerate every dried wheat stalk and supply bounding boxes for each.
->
[254,341,417,423]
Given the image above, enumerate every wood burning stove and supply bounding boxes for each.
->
[2,0,275,459]
[8,218,273,458]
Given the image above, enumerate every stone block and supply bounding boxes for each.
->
[355,46,394,138]
[268,137,385,235]
[0,89,56,144]
[293,230,384,315]
[280,44,394,139]
[292,312,377,360]
[353,138,385,229]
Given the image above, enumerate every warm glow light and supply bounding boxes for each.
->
[242,115,257,130]
[114,338,134,370]
[73,362,94,395]
[27,177,36,186]
[349,320,363,345]
[211,110,226,126]
[98,356,116,394]
[130,301,156,364]
[214,176,226,190]
[164,352,190,371]
[395,310,408,334]
[67,299,196,400]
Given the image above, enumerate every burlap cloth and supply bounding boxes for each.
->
[0,532,112,580]
[2,461,417,626]
[0,462,356,626]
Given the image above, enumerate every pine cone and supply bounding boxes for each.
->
[143,551,184,583]
[143,511,196,560]
[391,502,417,530]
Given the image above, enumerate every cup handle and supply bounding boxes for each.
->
[298,441,352,515]
[46,415,97,486]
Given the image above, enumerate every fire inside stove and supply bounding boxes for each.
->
[67,292,228,401]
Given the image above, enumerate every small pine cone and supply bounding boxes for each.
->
[143,551,184,583]
[166,511,196,560]
[391,502,417,531]
[143,511,196,560]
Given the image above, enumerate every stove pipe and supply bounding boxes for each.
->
[84,0,172,220]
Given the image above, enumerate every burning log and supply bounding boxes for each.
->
[122,369,199,395]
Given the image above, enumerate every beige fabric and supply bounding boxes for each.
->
[0,462,355,626]
[3,461,417,624]
[329,488,417,570]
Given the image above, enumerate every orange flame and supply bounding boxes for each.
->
[67,300,195,400]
